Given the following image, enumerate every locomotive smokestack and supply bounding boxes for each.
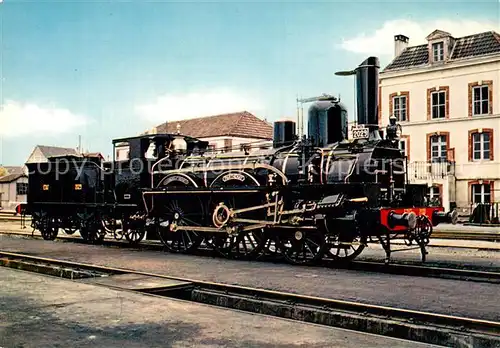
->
[355,56,380,140]
[335,56,381,141]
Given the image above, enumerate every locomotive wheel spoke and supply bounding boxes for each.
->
[278,230,326,265]
[40,217,58,241]
[125,228,146,245]
[79,222,105,245]
[326,235,366,263]
[158,196,204,253]
[219,229,267,260]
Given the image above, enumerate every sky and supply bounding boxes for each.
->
[0,0,499,165]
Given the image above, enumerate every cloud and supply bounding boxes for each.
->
[0,100,88,138]
[341,18,500,56]
[136,89,264,124]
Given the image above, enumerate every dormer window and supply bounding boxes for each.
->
[432,42,444,61]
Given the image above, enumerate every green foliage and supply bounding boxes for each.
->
[0,167,7,177]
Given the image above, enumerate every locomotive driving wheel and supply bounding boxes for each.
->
[326,234,366,263]
[157,195,204,253]
[208,171,267,260]
[155,175,204,253]
[277,228,327,265]
[323,217,366,263]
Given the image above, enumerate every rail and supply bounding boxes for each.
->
[1,228,500,277]
[0,250,499,347]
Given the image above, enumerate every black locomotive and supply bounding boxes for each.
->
[22,56,458,264]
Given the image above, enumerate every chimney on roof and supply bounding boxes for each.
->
[394,34,409,58]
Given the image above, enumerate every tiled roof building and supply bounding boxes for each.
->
[384,30,500,72]
[379,29,500,217]
[26,145,80,164]
[154,111,273,140]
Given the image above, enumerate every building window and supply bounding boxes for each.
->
[468,129,493,161]
[473,132,490,160]
[16,183,28,195]
[392,95,407,121]
[398,136,409,160]
[432,42,444,62]
[398,139,406,155]
[471,183,491,204]
[430,135,447,161]
[469,81,493,117]
[427,185,442,206]
[431,91,446,119]
[473,85,490,116]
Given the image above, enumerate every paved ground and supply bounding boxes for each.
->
[0,234,499,323]
[3,220,500,271]
[0,267,439,348]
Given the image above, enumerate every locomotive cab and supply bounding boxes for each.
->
[111,134,209,205]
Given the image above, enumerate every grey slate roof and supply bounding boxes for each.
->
[383,31,500,72]
[37,145,80,158]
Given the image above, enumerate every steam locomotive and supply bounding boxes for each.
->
[22,56,458,265]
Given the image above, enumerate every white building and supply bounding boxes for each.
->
[117,111,273,160]
[26,145,80,164]
[379,29,500,215]
[0,166,28,212]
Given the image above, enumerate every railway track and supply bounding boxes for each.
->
[2,228,500,285]
[0,250,498,347]
[2,214,500,240]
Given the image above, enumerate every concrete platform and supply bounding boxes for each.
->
[1,234,500,323]
[0,267,438,348]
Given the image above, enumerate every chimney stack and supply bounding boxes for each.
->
[394,34,409,58]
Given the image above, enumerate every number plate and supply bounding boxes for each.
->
[352,126,369,139]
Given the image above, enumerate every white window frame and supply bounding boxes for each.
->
[392,95,407,122]
[432,42,444,61]
[16,182,28,195]
[472,183,491,204]
[431,91,446,119]
[398,138,408,158]
[430,135,447,161]
[472,85,490,116]
[472,132,491,161]
[428,185,441,206]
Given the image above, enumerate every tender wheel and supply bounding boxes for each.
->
[79,222,105,244]
[40,217,59,241]
[124,228,146,244]
[278,229,327,265]
[63,228,77,235]
[157,196,204,253]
